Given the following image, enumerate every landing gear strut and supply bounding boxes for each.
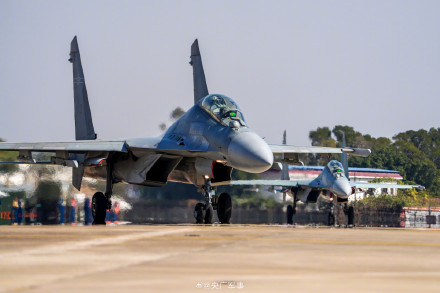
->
[217,192,232,224]
[194,178,215,224]
[92,162,113,225]
[193,178,232,224]
[343,204,354,227]
[286,188,297,225]
[328,198,335,226]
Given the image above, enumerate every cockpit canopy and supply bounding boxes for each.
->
[327,160,345,178]
[199,94,247,128]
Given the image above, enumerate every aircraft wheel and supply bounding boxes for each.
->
[328,212,335,226]
[286,205,294,225]
[194,203,205,224]
[347,206,354,226]
[92,192,106,225]
[204,204,213,224]
[217,193,232,224]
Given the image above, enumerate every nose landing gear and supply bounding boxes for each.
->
[194,178,232,224]
[286,188,298,225]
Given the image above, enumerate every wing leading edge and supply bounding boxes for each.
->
[226,179,425,191]
[0,140,127,152]
[270,144,371,165]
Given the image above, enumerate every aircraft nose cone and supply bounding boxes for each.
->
[228,131,273,173]
[332,180,352,198]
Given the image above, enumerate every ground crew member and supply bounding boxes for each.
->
[59,196,66,225]
[11,198,18,225]
[105,208,111,225]
[16,199,23,225]
[113,201,120,224]
[84,197,91,225]
[36,203,42,225]
[70,198,76,226]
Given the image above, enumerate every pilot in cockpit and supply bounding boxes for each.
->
[329,160,344,178]
[200,94,247,128]
[210,96,227,116]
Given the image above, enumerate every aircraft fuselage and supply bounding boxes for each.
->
[86,94,273,188]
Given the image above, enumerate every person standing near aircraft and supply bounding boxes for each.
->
[58,196,66,225]
[11,197,18,225]
[70,198,76,226]
[113,201,120,224]
[84,197,91,225]
[16,199,23,225]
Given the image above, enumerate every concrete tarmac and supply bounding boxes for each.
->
[1,225,440,293]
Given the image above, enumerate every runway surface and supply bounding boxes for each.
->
[1,225,440,293]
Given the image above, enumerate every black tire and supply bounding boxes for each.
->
[328,212,335,226]
[194,203,205,224]
[217,193,232,224]
[92,192,106,225]
[347,206,354,226]
[286,205,294,225]
[204,204,213,224]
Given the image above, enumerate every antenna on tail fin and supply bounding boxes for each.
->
[190,39,209,104]
[69,36,96,190]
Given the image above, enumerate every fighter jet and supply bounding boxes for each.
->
[230,131,425,225]
[0,37,371,225]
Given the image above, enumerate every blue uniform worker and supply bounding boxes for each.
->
[16,199,23,225]
[70,198,76,225]
[84,197,91,225]
[59,197,66,224]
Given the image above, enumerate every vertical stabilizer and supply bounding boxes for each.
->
[69,36,96,141]
[340,132,349,180]
[69,36,95,190]
[190,39,209,104]
[281,130,290,181]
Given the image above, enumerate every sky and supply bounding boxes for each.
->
[1,0,439,146]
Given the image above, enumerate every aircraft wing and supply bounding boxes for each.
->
[228,179,316,188]
[269,144,371,165]
[228,180,424,191]
[352,182,425,190]
[0,137,221,165]
[0,140,129,166]
[0,140,128,153]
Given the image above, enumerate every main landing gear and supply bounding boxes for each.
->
[92,163,113,225]
[328,200,335,226]
[286,188,298,225]
[194,178,232,224]
[328,199,355,227]
[343,204,354,227]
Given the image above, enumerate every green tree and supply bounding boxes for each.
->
[159,107,186,132]
[0,138,18,173]
[170,107,185,120]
